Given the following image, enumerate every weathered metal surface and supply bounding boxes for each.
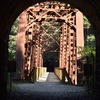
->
[24,1,82,84]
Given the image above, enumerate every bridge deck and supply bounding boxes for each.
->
[8,72,94,100]
[37,72,61,83]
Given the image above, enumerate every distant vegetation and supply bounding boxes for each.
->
[8,16,96,62]
[8,18,18,60]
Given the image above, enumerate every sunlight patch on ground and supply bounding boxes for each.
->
[37,72,49,82]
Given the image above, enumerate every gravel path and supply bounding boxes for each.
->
[8,72,94,100]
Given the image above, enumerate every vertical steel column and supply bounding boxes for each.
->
[31,24,36,68]
[31,24,43,68]
[30,23,36,70]
[59,33,63,68]
[62,23,68,68]
[60,23,69,69]
[38,32,43,67]
[59,14,77,84]
[25,1,79,84]
[24,27,33,77]
[34,34,38,67]
[67,14,77,84]
[66,25,70,74]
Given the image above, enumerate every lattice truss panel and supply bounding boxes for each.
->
[24,1,77,84]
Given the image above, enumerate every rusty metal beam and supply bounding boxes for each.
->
[24,1,78,84]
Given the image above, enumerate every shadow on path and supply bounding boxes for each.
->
[8,72,94,100]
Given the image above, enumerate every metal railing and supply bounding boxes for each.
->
[31,67,47,82]
[54,67,72,84]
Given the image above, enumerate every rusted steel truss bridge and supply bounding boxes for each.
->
[16,1,84,85]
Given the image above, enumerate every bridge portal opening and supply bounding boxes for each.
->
[14,1,86,85]
[23,1,79,84]
[43,52,59,72]
[6,1,96,98]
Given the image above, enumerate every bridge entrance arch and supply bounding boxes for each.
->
[20,1,84,85]
[0,0,100,99]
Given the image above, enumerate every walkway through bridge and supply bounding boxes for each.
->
[8,72,93,100]
[16,1,84,85]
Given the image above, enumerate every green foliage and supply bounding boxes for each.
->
[83,16,96,61]
[85,34,95,47]
[83,16,91,28]
[8,19,18,60]
[10,19,18,35]
[78,46,96,65]
[78,34,96,58]
[81,18,96,93]
[8,35,17,60]
[83,35,95,56]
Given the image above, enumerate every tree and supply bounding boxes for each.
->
[83,16,91,28]
[8,18,18,60]
[83,16,96,58]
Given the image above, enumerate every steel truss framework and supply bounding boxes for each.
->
[24,1,78,84]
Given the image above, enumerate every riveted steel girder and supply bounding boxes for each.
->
[24,1,78,84]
